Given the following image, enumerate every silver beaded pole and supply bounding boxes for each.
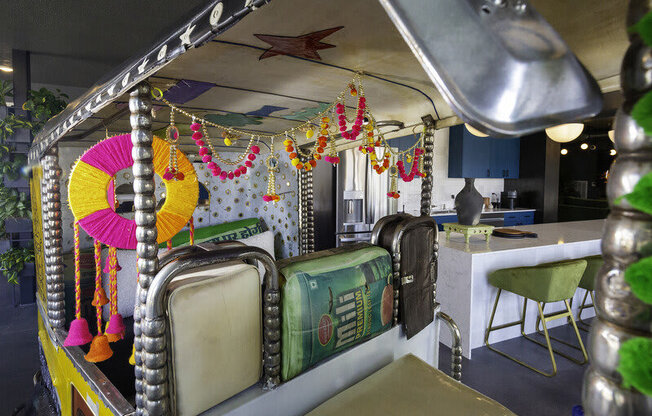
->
[306,169,315,253]
[420,118,439,305]
[130,84,165,415]
[41,147,65,328]
[583,2,652,414]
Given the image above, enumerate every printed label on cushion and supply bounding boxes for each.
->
[279,244,393,380]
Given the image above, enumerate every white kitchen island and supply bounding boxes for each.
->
[437,220,603,358]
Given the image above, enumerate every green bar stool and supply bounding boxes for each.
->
[575,255,602,330]
[484,259,588,377]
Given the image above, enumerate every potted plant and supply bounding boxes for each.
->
[0,183,31,234]
[0,245,35,305]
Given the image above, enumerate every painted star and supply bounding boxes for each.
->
[254,26,344,60]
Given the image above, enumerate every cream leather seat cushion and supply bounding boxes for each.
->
[168,261,262,416]
[308,354,516,416]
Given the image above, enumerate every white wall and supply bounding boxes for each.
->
[397,128,504,215]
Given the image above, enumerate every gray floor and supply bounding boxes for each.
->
[0,281,39,416]
[440,322,590,416]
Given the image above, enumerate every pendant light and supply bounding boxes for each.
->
[465,123,488,137]
[545,123,584,143]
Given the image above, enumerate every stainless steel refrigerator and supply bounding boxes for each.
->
[335,148,397,246]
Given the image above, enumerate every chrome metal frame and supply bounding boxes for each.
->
[436,311,462,381]
[583,1,652,413]
[41,147,65,328]
[129,83,163,415]
[298,162,315,255]
[145,245,280,414]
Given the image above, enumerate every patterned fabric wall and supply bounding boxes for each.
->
[59,144,300,259]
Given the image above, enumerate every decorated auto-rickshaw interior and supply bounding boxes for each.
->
[20,0,651,415]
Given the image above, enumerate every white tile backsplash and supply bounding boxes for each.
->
[397,127,504,214]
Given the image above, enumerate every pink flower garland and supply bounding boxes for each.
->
[336,96,366,141]
[396,148,426,182]
[189,121,260,180]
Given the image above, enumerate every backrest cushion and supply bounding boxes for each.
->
[160,217,264,248]
[277,243,394,381]
[167,261,262,416]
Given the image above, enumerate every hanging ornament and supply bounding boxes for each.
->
[64,221,93,347]
[105,246,125,343]
[387,166,400,199]
[264,139,281,202]
[85,239,113,362]
[163,110,184,180]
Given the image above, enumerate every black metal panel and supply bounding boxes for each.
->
[312,158,336,251]
[28,0,271,163]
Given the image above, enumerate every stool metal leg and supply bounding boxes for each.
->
[484,290,558,377]
[524,300,588,365]
[535,301,584,350]
[576,290,594,331]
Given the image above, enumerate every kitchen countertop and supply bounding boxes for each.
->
[430,208,535,217]
[440,219,604,255]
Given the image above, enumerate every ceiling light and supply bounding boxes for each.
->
[465,123,489,137]
[580,143,589,150]
[608,130,615,142]
[610,149,617,156]
[0,65,12,73]
[545,123,584,143]
[560,148,568,155]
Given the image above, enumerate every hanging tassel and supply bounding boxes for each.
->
[85,239,113,362]
[64,221,93,347]
[189,216,195,246]
[129,254,139,366]
[105,246,125,342]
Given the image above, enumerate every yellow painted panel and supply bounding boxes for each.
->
[30,168,47,310]
[38,311,118,416]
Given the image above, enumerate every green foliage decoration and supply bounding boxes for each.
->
[616,171,652,216]
[618,337,652,396]
[0,245,34,284]
[0,183,31,223]
[625,257,652,305]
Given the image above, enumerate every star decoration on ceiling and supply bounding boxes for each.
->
[254,26,344,60]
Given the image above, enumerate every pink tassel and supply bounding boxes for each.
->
[64,318,93,346]
[106,314,126,335]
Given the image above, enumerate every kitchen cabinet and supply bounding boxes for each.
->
[448,125,520,179]
[503,211,534,226]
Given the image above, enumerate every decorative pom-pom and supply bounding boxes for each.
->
[228,172,234,180]
[263,195,273,202]
[234,170,241,177]
[245,160,253,168]
[195,140,205,146]
[251,144,261,153]
[192,132,203,140]
[248,154,256,161]
[163,171,174,180]
[175,171,184,180]
[198,147,208,156]
[207,162,217,170]
[202,155,212,163]
[219,171,227,180]
[310,160,317,167]
[618,337,652,396]
[291,159,300,167]
[190,123,201,132]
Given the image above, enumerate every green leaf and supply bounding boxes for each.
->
[629,11,652,47]
[618,337,652,396]
[616,171,652,215]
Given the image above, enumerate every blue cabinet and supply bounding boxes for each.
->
[504,211,534,226]
[433,214,458,231]
[448,125,520,179]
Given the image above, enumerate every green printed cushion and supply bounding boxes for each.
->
[488,259,587,302]
[159,218,263,248]
[278,244,394,381]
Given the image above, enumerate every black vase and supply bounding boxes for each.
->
[455,178,483,225]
